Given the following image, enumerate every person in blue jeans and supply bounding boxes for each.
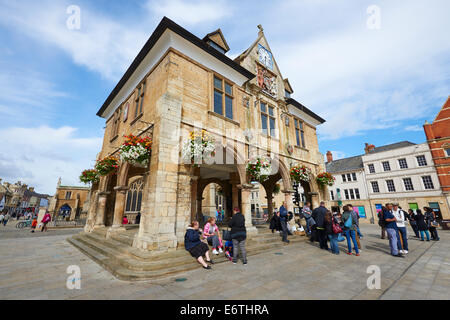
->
[383,203,404,258]
[341,205,359,256]
[325,210,339,254]
[393,204,408,254]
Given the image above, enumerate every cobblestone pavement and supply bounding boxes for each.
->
[0,221,82,239]
[0,224,448,300]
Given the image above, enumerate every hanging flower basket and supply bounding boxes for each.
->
[316,172,335,187]
[119,134,152,167]
[181,129,215,166]
[290,165,311,183]
[273,183,281,195]
[79,169,99,185]
[246,155,272,182]
[95,156,119,176]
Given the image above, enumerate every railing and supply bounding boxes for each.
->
[52,218,86,227]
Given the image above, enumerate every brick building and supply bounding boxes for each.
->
[424,96,450,215]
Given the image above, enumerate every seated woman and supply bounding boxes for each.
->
[203,217,223,255]
[184,221,214,269]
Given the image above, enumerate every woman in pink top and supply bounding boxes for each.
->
[203,217,223,255]
[41,212,52,232]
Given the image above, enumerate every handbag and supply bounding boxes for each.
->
[332,221,342,234]
[222,228,232,241]
[431,220,439,228]
[344,214,353,229]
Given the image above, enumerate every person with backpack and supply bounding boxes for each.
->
[378,207,387,239]
[325,210,340,255]
[341,205,359,256]
[393,204,408,254]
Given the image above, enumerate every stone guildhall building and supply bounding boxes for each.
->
[83,17,327,253]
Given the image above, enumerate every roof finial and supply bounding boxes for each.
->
[257,24,264,33]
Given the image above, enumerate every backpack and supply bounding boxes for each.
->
[332,219,343,234]
[344,214,353,229]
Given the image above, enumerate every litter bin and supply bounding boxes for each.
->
[441,220,450,230]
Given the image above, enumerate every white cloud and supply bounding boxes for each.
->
[147,0,232,25]
[271,0,450,140]
[0,0,148,80]
[0,126,102,194]
[404,125,424,132]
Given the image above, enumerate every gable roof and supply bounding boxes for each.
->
[284,78,293,94]
[97,17,255,117]
[326,141,417,173]
[326,155,363,173]
[202,29,230,52]
[369,141,416,154]
[286,98,326,124]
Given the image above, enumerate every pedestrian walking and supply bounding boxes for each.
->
[31,217,38,233]
[41,212,51,232]
[279,201,290,244]
[3,212,10,226]
[341,205,359,256]
[392,204,408,254]
[424,207,440,241]
[228,207,247,265]
[347,204,362,251]
[406,209,420,238]
[312,201,329,250]
[383,203,403,257]
[416,209,430,241]
[184,220,213,270]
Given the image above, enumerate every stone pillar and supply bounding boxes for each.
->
[93,191,109,229]
[239,186,258,236]
[190,177,198,223]
[109,186,128,231]
[283,190,294,212]
[84,190,98,232]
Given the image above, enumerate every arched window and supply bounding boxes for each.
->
[125,179,143,213]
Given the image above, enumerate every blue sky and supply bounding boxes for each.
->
[0,0,449,194]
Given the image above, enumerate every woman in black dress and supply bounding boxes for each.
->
[184,220,214,269]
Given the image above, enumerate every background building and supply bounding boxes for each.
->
[48,178,90,221]
[326,141,449,223]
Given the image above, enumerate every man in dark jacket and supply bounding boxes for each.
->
[312,201,329,250]
[279,201,289,243]
[228,207,247,264]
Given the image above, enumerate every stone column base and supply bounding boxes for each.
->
[133,233,178,252]
[92,224,106,230]
[246,226,259,237]
[106,226,127,239]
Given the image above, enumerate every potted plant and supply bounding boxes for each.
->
[119,134,152,167]
[316,172,335,187]
[181,129,215,166]
[95,156,119,176]
[290,164,311,183]
[79,169,100,185]
[273,183,281,195]
[246,155,272,182]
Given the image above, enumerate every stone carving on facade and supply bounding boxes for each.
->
[256,65,277,98]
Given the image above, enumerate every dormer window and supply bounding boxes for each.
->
[207,41,226,54]
[285,90,291,98]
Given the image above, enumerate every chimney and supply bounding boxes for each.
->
[29,187,35,193]
[364,143,375,154]
[326,151,333,163]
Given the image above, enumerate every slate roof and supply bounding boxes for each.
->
[326,141,417,173]
[286,98,326,124]
[326,155,363,173]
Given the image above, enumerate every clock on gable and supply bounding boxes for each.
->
[258,44,273,70]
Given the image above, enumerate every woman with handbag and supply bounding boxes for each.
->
[228,207,247,265]
[342,205,360,256]
[325,210,340,255]
[424,207,440,241]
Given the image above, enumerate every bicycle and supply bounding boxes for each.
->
[16,220,32,229]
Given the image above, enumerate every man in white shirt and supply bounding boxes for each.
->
[392,203,408,254]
